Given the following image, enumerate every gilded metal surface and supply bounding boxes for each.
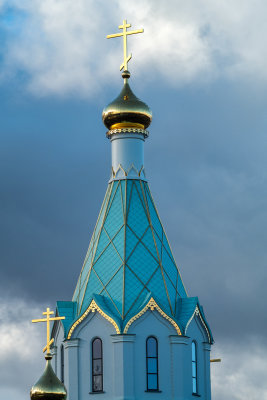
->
[123,297,182,335]
[32,308,65,355]
[30,354,67,400]
[67,299,120,339]
[104,20,151,132]
[110,122,144,130]
[107,19,143,72]
[102,80,152,131]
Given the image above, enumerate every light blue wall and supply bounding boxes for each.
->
[187,316,211,399]
[129,310,176,400]
[53,308,211,400]
[51,321,64,377]
[74,312,116,400]
[111,133,145,178]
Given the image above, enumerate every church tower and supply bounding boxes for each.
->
[51,20,213,400]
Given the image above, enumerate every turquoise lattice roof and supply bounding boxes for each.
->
[72,179,187,323]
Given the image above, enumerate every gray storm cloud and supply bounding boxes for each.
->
[1,0,267,96]
[0,1,266,399]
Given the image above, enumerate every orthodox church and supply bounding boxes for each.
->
[30,21,214,400]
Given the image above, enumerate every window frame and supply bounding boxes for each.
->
[91,337,103,393]
[192,340,198,395]
[146,336,159,392]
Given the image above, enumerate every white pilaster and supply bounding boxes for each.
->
[64,339,79,400]
[50,346,57,374]
[203,342,211,400]
[111,334,136,400]
[169,335,190,400]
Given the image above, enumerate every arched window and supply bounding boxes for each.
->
[192,341,198,394]
[60,344,64,383]
[92,338,103,392]
[146,336,159,391]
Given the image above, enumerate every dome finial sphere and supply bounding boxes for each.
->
[30,354,67,400]
[102,74,152,131]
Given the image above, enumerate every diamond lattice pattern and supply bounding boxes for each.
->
[73,180,187,319]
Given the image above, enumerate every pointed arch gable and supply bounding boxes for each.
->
[123,297,181,335]
[185,305,212,344]
[67,299,120,339]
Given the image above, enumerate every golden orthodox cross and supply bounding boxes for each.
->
[32,307,65,354]
[107,19,144,71]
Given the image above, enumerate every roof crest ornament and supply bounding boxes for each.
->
[107,19,144,72]
[103,20,152,133]
[32,307,65,356]
[30,307,67,400]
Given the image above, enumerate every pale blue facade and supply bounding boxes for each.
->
[110,133,146,179]
[51,74,213,400]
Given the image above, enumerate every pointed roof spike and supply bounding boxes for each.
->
[73,181,187,320]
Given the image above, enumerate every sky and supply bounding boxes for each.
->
[0,0,267,399]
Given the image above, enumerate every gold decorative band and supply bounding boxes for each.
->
[110,122,145,130]
[107,127,149,139]
[67,299,120,339]
[123,297,182,335]
[185,306,212,343]
[111,163,145,178]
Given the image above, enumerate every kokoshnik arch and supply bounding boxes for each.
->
[30,20,215,400]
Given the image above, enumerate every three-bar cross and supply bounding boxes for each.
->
[107,19,143,71]
[32,307,65,354]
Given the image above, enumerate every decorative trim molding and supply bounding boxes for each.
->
[64,338,80,349]
[123,297,182,335]
[67,299,120,339]
[107,127,149,138]
[203,342,211,351]
[169,335,189,345]
[50,345,57,356]
[110,334,136,343]
[111,163,146,179]
[185,306,212,343]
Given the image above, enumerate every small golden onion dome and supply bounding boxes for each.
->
[30,354,67,400]
[102,70,152,131]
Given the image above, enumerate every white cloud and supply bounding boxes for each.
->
[0,296,46,399]
[1,0,267,96]
[0,296,267,399]
[211,341,267,400]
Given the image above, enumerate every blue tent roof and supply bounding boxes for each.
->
[55,301,77,336]
[72,179,187,321]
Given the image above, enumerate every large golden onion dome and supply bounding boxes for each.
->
[102,70,152,131]
[30,354,67,400]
